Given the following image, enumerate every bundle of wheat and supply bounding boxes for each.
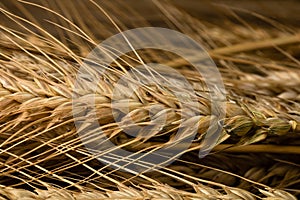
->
[0,0,299,199]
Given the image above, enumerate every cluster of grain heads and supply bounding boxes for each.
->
[0,185,297,200]
[1,30,300,197]
[0,0,300,199]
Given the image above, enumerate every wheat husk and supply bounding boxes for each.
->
[0,0,299,199]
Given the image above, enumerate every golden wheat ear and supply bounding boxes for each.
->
[0,0,300,199]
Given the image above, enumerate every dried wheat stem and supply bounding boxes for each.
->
[213,144,300,154]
